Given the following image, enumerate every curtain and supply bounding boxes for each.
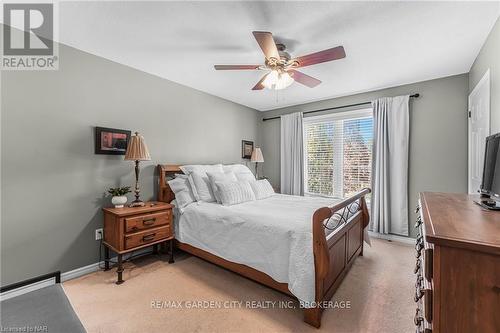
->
[280,112,304,195]
[370,95,410,236]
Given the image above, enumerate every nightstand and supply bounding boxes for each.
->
[102,201,174,284]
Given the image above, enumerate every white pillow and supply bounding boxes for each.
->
[188,171,216,202]
[180,164,223,175]
[215,181,256,206]
[206,171,238,203]
[223,164,256,182]
[249,179,275,200]
[167,177,196,212]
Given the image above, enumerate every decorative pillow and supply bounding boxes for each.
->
[249,179,275,200]
[206,171,238,203]
[180,164,223,175]
[167,177,196,212]
[223,164,256,182]
[188,171,216,202]
[215,181,256,206]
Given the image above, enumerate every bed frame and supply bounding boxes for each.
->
[157,164,371,328]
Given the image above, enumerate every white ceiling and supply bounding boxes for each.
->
[56,1,499,111]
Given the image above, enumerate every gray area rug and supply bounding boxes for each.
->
[1,284,85,333]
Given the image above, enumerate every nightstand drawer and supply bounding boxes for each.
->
[125,211,170,233]
[124,225,171,249]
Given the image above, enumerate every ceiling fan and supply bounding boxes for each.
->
[214,31,346,91]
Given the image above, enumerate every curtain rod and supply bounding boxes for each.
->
[262,93,420,122]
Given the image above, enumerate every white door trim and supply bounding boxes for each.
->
[468,69,490,194]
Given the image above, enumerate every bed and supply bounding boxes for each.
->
[158,164,371,328]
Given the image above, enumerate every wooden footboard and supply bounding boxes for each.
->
[304,188,371,327]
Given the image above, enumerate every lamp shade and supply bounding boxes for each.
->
[124,132,151,161]
[251,147,264,163]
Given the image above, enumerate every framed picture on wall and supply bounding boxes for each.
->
[242,140,254,159]
[95,127,131,155]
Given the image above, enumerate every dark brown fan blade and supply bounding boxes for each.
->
[214,65,261,70]
[288,70,321,88]
[252,31,280,60]
[293,46,346,68]
[252,73,269,90]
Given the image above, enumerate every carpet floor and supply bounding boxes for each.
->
[63,238,415,333]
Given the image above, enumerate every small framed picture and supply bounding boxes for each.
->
[242,140,254,159]
[95,127,131,155]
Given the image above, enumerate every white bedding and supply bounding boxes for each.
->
[174,194,359,305]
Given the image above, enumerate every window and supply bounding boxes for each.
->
[304,109,373,199]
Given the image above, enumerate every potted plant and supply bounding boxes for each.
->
[108,186,131,208]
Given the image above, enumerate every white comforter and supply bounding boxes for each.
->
[175,194,350,305]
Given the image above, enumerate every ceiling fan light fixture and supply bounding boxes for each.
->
[262,70,294,90]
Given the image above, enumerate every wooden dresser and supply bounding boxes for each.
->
[103,201,174,284]
[414,192,500,333]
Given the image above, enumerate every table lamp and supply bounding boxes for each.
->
[124,132,151,207]
[251,147,264,179]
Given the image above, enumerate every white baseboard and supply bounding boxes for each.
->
[0,262,102,302]
[61,261,102,282]
[368,231,416,245]
[0,248,152,301]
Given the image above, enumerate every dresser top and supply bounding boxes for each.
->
[103,201,172,217]
[420,192,500,255]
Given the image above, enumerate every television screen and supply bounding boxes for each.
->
[481,134,500,197]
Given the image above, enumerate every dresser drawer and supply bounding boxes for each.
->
[423,247,433,281]
[124,225,171,249]
[124,210,171,233]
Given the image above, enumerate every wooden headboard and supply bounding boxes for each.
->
[157,164,182,203]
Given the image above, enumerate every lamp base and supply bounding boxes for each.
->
[129,200,145,208]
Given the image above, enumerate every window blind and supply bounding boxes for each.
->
[304,109,373,198]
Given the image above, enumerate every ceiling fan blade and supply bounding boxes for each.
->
[288,70,321,88]
[252,31,280,60]
[252,73,269,90]
[293,46,346,68]
[214,65,261,70]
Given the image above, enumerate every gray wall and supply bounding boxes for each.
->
[260,74,469,238]
[469,17,500,132]
[1,43,260,285]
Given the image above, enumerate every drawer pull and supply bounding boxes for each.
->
[414,308,424,325]
[414,216,422,229]
[416,250,422,259]
[416,244,423,258]
[414,287,424,302]
[414,259,421,274]
[142,233,156,242]
[415,276,423,289]
[142,218,156,226]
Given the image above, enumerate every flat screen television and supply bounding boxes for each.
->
[478,133,500,209]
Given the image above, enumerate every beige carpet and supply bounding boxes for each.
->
[63,238,415,333]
